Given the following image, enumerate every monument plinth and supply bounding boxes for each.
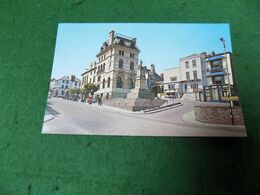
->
[127,65,154,99]
[104,65,166,111]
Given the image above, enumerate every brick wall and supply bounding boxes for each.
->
[194,103,244,125]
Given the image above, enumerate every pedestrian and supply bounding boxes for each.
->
[98,97,102,106]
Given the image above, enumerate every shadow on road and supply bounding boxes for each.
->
[46,105,60,116]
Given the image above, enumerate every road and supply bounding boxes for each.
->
[42,98,247,137]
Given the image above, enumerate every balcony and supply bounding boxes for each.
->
[207,67,225,72]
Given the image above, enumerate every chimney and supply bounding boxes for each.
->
[109,30,115,45]
[132,38,136,45]
[150,64,155,73]
[71,75,75,81]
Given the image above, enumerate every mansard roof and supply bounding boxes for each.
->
[96,33,140,57]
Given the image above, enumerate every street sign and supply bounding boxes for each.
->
[221,96,239,101]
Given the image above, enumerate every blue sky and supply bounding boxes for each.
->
[51,23,232,79]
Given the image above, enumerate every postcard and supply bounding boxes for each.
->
[42,23,247,137]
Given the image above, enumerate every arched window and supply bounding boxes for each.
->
[116,77,123,88]
[130,61,134,71]
[128,78,135,89]
[107,77,111,88]
[102,78,105,89]
[119,59,123,69]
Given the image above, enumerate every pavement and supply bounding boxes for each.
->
[42,98,247,137]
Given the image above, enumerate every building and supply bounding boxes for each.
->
[163,67,181,98]
[204,51,237,101]
[143,64,162,97]
[163,51,236,102]
[163,52,207,98]
[179,53,207,93]
[82,31,141,99]
[52,75,81,97]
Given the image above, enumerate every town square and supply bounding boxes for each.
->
[42,23,247,137]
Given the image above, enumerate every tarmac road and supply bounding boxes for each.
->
[42,98,247,137]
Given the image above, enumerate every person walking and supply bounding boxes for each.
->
[98,97,102,106]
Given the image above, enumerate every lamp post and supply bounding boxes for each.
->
[220,38,232,100]
[220,37,234,125]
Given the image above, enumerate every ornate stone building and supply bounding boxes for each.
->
[81,31,140,99]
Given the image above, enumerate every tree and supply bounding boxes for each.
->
[69,88,81,101]
[81,83,97,101]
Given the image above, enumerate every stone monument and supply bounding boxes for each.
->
[126,65,154,99]
[104,62,166,111]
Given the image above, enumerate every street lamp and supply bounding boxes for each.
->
[220,37,234,125]
[220,38,232,103]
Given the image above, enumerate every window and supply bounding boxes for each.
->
[103,63,105,71]
[130,61,134,70]
[66,80,69,84]
[102,79,105,89]
[97,84,100,90]
[192,59,197,68]
[130,53,135,58]
[93,76,95,83]
[107,77,111,88]
[193,70,198,80]
[66,85,68,89]
[170,76,177,81]
[119,50,124,56]
[185,61,189,69]
[62,85,64,89]
[116,77,123,88]
[211,60,223,70]
[119,59,123,69]
[97,76,101,82]
[62,80,65,83]
[186,72,190,81]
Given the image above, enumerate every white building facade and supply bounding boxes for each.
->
[52,75,81,97]
[204,52,236,101]
[163,51,236,101]
[163,53,207,98]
